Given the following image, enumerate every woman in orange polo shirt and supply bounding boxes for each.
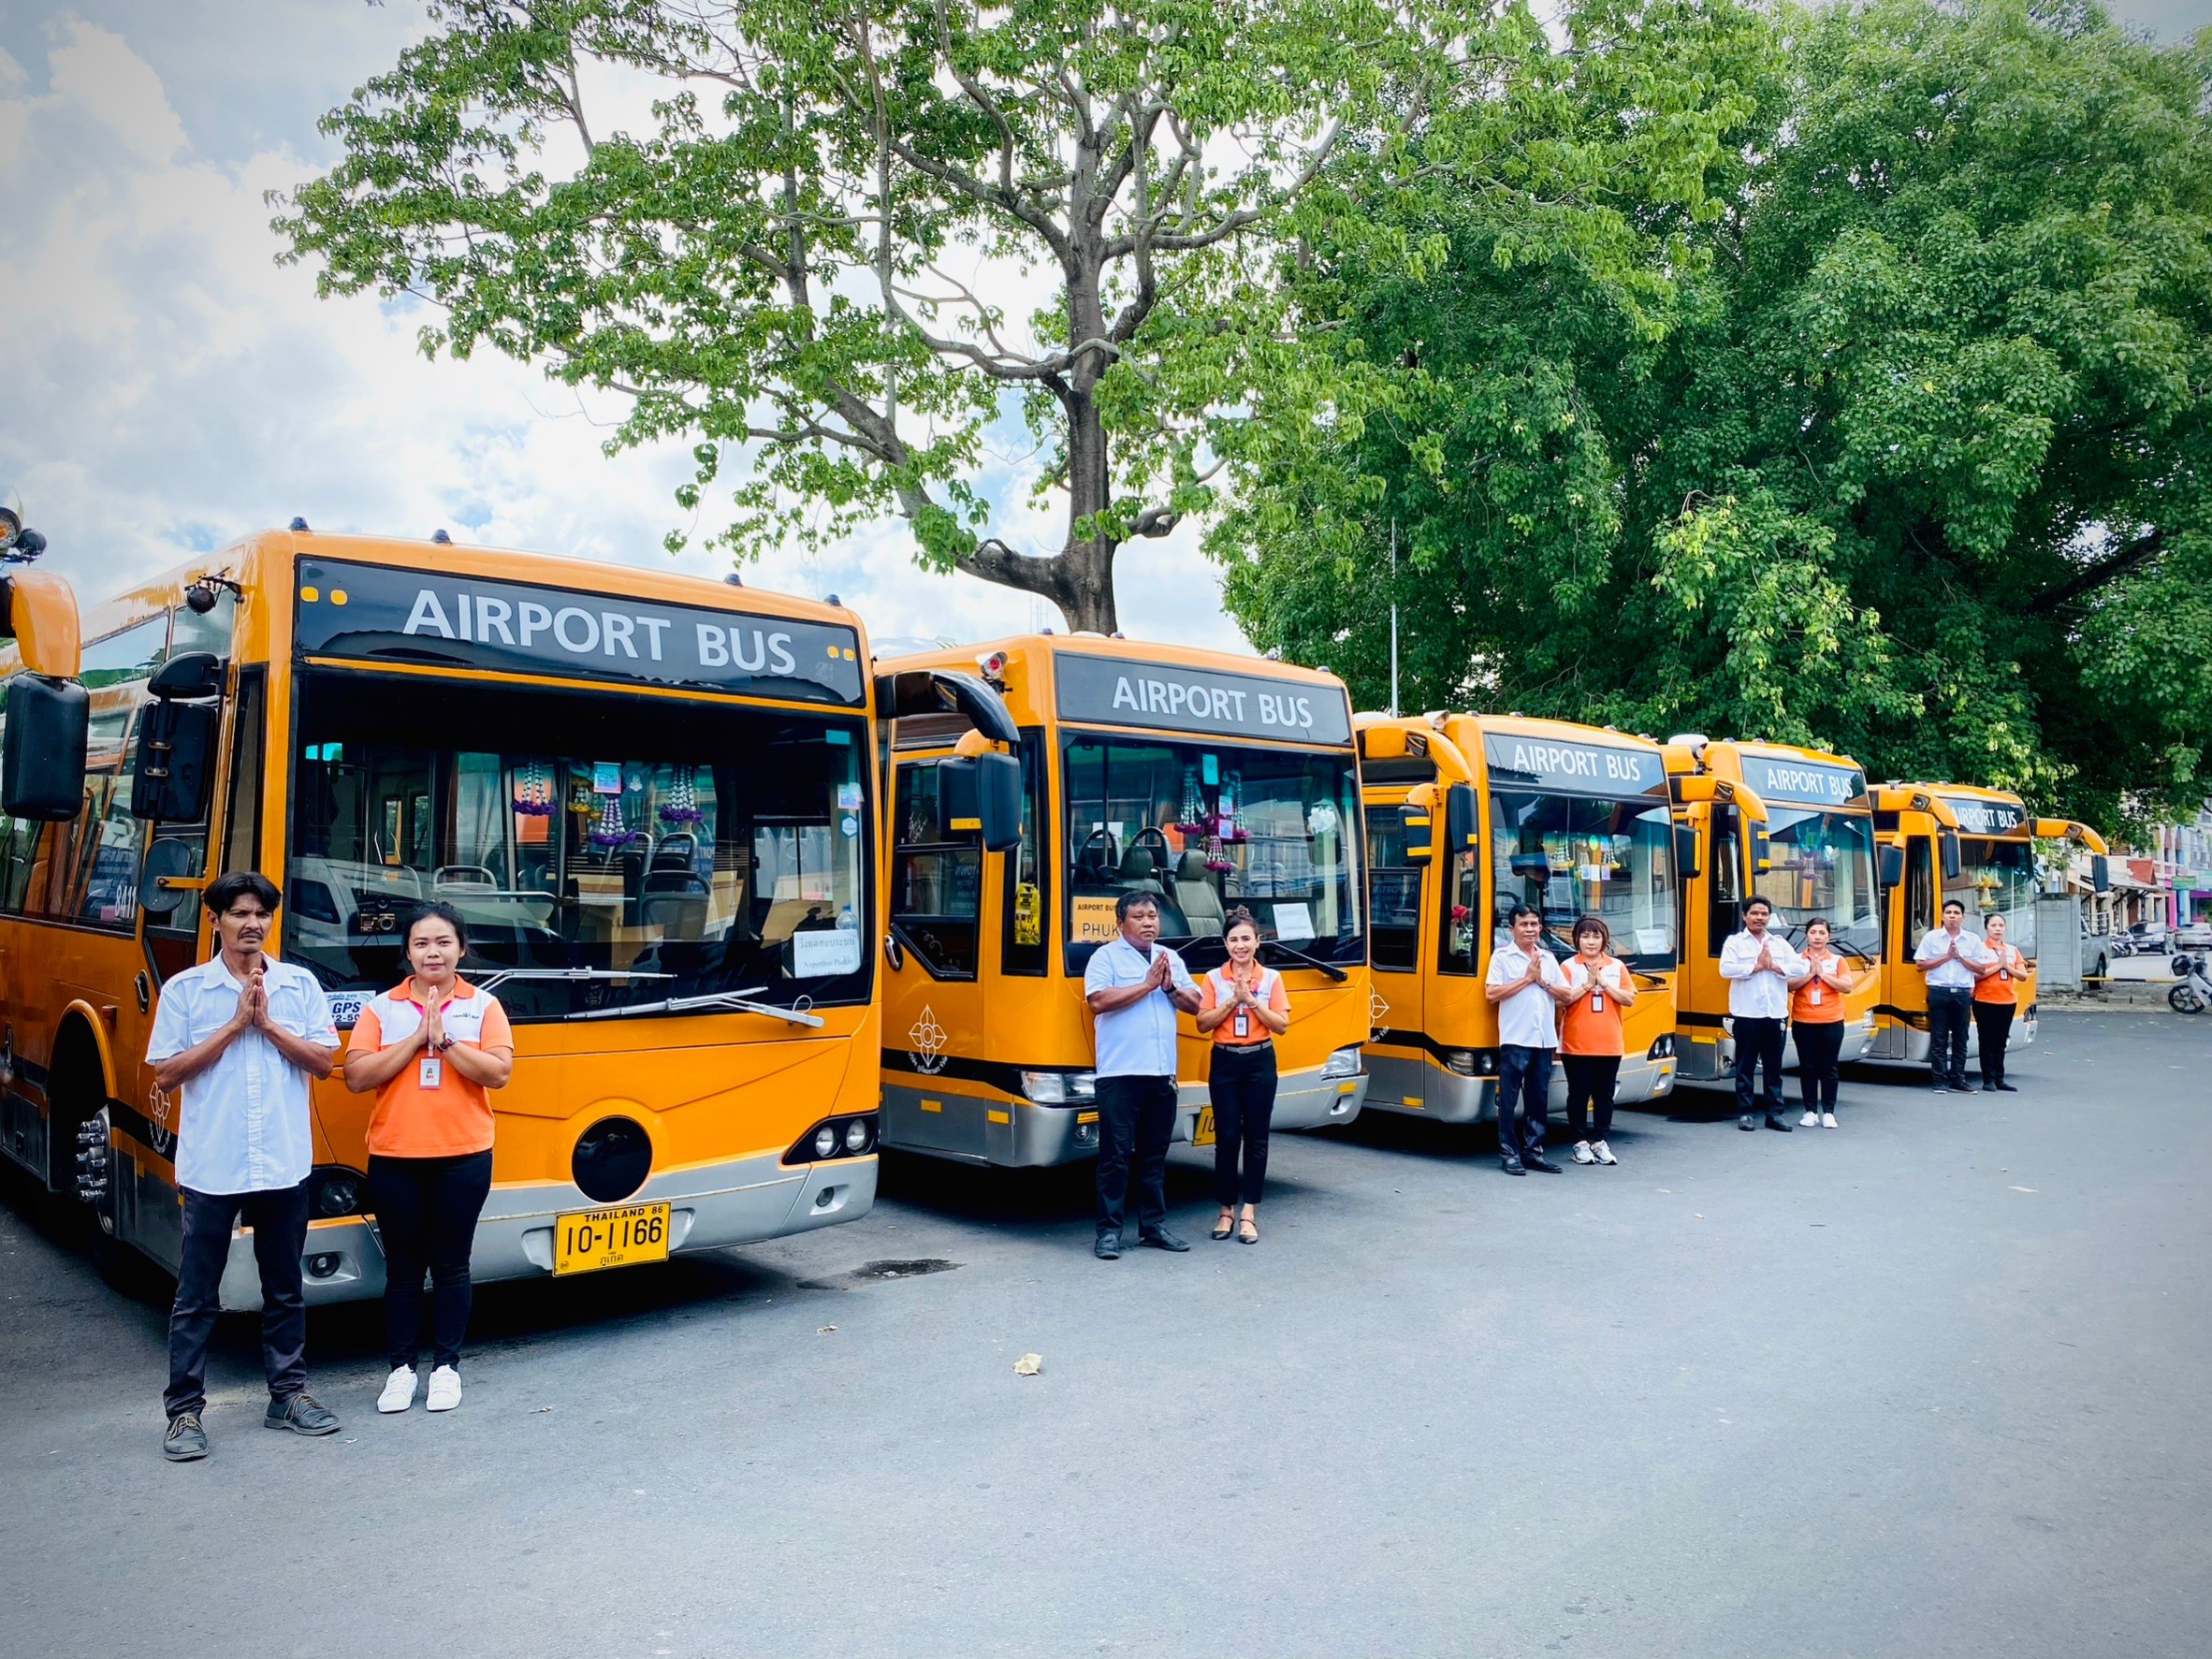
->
[1196,908,1290,1244]
[1562,916,1637,1166]
[343,902,514,1415]
[1972,912,2026,1093]
[1789,917,1854,1128]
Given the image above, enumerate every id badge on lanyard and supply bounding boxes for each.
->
[1810,980,1823,1005]
[1590,988,1606,1014]
[1232,973,1251,1038]
[419,1055,443,1088]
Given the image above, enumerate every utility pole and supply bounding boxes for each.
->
[1389,519,1400,718]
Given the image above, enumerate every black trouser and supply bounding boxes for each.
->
[164,1181,310,1419]
[1095,1074,1177,1237]
[1972,1001,2016,1084]
[369,1150,494,1371]
[1732,1016,1788,1118]
[1927,986,1973,1083]
[1562,1054,1620,1143]
[1208,1042,1278,1207]
[1794,1020,1844,1112]
[1495,1044,1552,1160]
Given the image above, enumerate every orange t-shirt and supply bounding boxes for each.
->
[1560,955,1627,1056]
[1790,948,1852,1024]
[347,977,514,1158]
[1975,942,2027,1005]
[1200,963,1289,1046]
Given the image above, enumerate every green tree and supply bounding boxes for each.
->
[274,0,1431,633]
[1215,0,2212,830]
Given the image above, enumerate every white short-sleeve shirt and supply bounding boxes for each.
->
[1915,925,1989,992]
[1084,934,1198,1079]
[144,953,338,1194]
[1719,928,1803,1020]
[1487,938,1566,1048]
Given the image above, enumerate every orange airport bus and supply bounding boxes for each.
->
[1867,783,2105,1062]
[1662,736,1881,1084]
[1356,713,1681,1123]
[0,526,997,1303]
[873,635,1370,1166]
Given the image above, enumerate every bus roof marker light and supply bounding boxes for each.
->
[289,517,311,532]
[430,529,452,545]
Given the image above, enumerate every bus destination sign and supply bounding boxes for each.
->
[1482,735,1664,795]
[1739,752,1867,807]
[1055,653,1354,746]
[293,558,866,707]
[1942,795,2028,836]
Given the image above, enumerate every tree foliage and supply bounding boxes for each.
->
[275,0,1438,632]
[1214,0,2212,830]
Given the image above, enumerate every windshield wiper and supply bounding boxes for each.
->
[1259,940,1349,982]
[568,987,825,1028]
[472,968,674,994]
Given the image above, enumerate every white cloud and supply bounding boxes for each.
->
[0,5,1250,658]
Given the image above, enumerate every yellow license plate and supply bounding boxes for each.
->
[1193,1105,1216,1147]
[553,1201,670,1277]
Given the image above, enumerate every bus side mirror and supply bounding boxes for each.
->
[1880,845,1904,888]
[2091,854,2110,894]
[138,836,196,915]
[131,653,226,824]
[1675,824,1700,881]
[1398,801,1434,863]
[938,751,1023,852]
[1,674,91,821]
[1444,783,1477,854]
[1751,824,1773,873]
[1940,829,1962,881]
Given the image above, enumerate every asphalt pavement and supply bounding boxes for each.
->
[3,1010,2208,1659]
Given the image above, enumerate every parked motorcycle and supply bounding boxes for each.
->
[2171,955,2212,1015]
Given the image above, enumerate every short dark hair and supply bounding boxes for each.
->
[1743,895,1774,916]
[1224,906,1259,938]
[1942,897,1966,914]
[1114,891,1160,923]
[402,900,469,951]
[1572,915,1610,949]
[1507,903,1542,924]
[204,871,281,916]
[1805,915,1832,935]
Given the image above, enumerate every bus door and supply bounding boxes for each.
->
[1362,796,1425,1069]
[882,747,992,1158]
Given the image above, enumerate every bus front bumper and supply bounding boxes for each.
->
[1176,1063,1368,1140]
[217,1149,877,1312]
[1365,1049,1676,1124]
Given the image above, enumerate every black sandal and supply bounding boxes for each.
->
[1238,1215,1259,1245]
[1212,1212,1235,1241]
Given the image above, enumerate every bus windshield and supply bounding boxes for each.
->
[1061,734,1362,970]
[1753,808,1880,960]
[1487,790,1678,971]
[285,672,872,1020]
[1947,836,2038,958]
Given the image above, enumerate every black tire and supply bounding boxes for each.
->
[2171,983,2207,1015]
[2090,953,2107,981]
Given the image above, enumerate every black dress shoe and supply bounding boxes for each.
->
[1094,1232,1123,1260]
[1929,1083,1950,1095]
[1138,1228,1190,1253]
[1994,1080,2017,1092]
[1738,1114,1758,1130]
[1524,1155,1564,1173]
[1501,1156,1527,1175]
[1764,1113,1794,1132]
[1950,1075,1972,1093]
[1981,1080,1999,1093]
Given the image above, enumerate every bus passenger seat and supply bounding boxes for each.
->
[1117,845,1167,899]
[1174,851,1226,937]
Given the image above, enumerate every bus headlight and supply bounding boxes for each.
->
[813,1125,839,1159]
[310,1166,365,1217]
[1646,1033,1675,1061]
[1021,1070,1097,1104]
[783,1113,878,1165]
[843,1118,871,1156]
[1320,1046,1363,1082]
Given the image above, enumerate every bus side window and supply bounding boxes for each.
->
[1907,837,1934,939]
[1363,805,1419,971]
[1707,808,1741,954]
[892,759,981,979]
[1437,850,1479,975]
[220,668,267,876]
[1000,732,1049,975]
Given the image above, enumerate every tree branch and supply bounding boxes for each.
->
[2025,529,2166,615]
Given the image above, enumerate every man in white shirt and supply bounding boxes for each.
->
[144,873,342,1462]
[1718,895,1802,1132]
[1484,904,1575,1175]
[1914,897,1989,1094]
[1084,893,1201,1259]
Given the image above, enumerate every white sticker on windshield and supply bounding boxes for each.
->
[1636,927,1671,956]
[1273,902,1315,942]
[792,929,862,978]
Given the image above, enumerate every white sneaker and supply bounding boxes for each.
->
[376,1365,417,1414]
[1799,1110,1819,1128]
[425,1365,462,1412]
[1822,1112,1839,1128]
[1592,1139,1617,1165]
[1571,1140,1596,1165]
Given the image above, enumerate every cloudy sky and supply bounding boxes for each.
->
[2,0,2205,654]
